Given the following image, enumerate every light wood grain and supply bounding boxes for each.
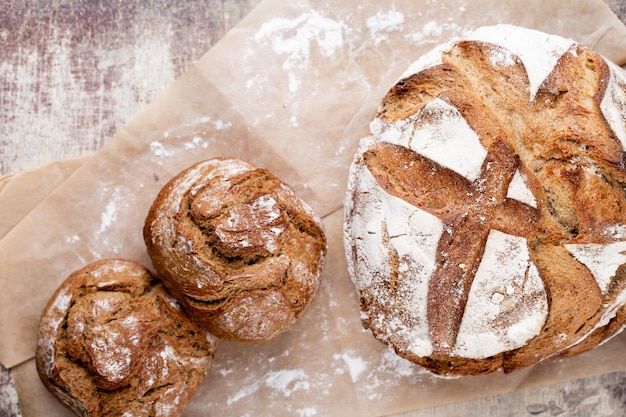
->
[1,1,626,417]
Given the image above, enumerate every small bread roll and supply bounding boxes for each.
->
[35,259,217,417]
[344,24,626,376]
[144,158,327,343]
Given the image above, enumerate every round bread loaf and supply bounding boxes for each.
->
[144,157,327,343]
[35,259,217,416]
[344,24,626,376]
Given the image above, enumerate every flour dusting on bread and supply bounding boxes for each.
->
[344,24,626,376]
[144,157,327,343]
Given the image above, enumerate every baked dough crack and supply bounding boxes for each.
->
[144,158,326,342]
[344,25,626,376]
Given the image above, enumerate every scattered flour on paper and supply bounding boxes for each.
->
[366,9,405,45]
[265,368,311,396]
[246,6,468,111]
[66,234,81,244]
[96,185,126,235]
[358,348,429,401]
[334,350,368,383]
[226,368,311,406]
[87,184,129,257]
[183,136,208,150]
[295,407,318,417]
[405,20,464,45]
[172,115,233,134]
[254,11,346,94]
[153,116,232,153]
[97,199,118,235]
[150,140,174,158]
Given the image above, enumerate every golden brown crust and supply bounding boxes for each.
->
[35,259,217,417]
[344,26,626,376]
[143,158,327,343]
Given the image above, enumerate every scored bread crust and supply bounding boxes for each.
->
[143,157,327,343]
[344,24,626,376]
[35,259,217,417]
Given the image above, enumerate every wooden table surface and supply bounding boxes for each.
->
[2,1,626,416]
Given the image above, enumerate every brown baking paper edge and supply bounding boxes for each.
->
[3,0,626,416]
[0,155,91,240]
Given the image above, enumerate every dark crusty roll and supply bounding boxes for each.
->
[36,259,217,416]
[143,157,327,343]
[344,24,626,377]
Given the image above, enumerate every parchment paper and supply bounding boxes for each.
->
[3,0,626,415]
[0,155,89,240]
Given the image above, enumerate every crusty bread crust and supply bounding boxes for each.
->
[143,157,327,343]
[344,25,626,376]
[35,259,217,416]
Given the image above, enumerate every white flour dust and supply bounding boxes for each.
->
[253,11,346,94]
[255,11,346,70]
[366,9,405,45]
[334,350,368,383]
[405,21,464,45]
[226,368,311,406]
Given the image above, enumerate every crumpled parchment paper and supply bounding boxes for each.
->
[2,0,626,415]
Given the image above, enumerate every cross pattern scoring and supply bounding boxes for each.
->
[363,138,541,354]
[356,38,626,365]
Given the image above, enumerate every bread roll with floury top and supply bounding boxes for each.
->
[144,157,327,343]
[344,24,626,377]
[35,259,217,417]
